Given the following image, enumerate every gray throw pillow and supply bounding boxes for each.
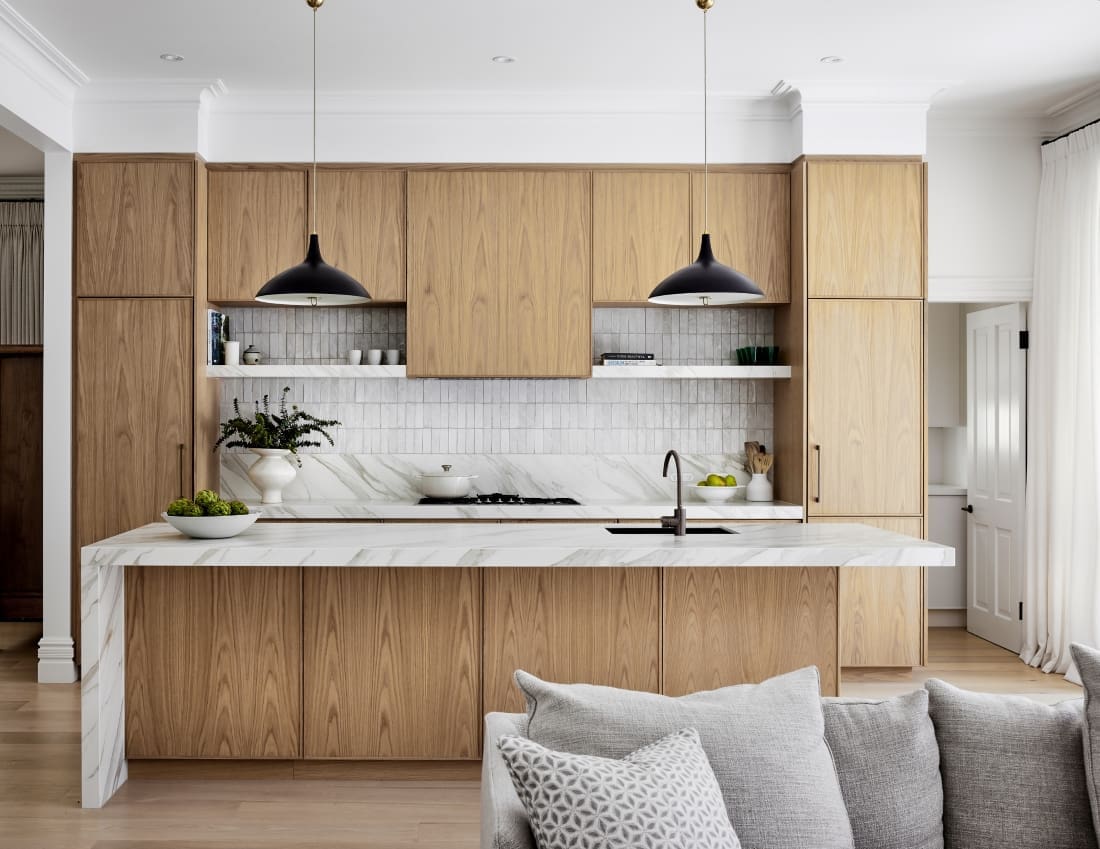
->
[499,728,741,849]
[925,678,1096,849]
[1071,642,1100,839]
[515,667,854,849]
[823,691,943,849]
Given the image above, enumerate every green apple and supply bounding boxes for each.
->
[725,474,737,486]
[706,473,725,486]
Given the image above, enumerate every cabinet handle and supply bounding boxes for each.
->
[961,504,973,514]
[177,443,185,498]
[813,444,822,504]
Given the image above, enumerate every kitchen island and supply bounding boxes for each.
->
[81,521,953,808]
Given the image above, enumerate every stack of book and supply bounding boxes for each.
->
[600,352,657,367]
[208,310,227,365]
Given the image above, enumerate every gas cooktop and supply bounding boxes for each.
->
[417,493,581,506]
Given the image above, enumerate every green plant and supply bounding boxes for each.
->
[215,386,339,466]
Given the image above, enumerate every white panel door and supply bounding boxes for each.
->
[966,304,1027,650]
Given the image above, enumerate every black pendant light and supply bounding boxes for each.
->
[256,0,371,306]
[649,0,763,306]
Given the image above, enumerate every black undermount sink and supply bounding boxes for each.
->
[605,526,737,535]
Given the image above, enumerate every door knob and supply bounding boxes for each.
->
[961,504,973,513]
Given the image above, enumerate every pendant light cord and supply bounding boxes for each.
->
[311,2,318,235]
[702,6,709,234]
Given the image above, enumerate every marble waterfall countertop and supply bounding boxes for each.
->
[246,497,804,521]
[82,521,954,569]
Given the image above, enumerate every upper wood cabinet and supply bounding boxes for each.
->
[75,158,196,297]
[807,299,923,516]
[691,171,791,304]
[313,170,407,303]
[407,170,592,378]
[208,169,307,304]
[806,161,924,299]
[593,171,691,304]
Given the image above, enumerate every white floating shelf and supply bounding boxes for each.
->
[591,365,791,379]
[207,364,791,380]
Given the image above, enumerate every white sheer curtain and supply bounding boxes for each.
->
[1022,123,1100,680]
[0,201,44,345]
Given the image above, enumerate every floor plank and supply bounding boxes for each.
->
[0,623,1080,848]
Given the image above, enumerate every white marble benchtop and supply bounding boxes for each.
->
[82,521,954,569]
[248,498,805,521]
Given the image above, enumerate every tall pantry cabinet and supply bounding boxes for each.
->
[72,155,218,650]
[787,159,927,667]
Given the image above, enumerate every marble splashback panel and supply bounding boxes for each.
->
[220,453,752,503]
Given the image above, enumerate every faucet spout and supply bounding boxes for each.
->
[661,449,687,536]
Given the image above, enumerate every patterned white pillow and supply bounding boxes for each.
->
[499,727,741,849]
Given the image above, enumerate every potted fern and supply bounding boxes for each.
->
[215,387,340,504]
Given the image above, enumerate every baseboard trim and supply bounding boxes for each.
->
[929,609,967,628]
[37,635,77,683]
[128,759,482,781]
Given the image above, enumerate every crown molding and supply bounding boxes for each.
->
[78,78,226,106]
[0,1,86,88]
[774,79,954,107]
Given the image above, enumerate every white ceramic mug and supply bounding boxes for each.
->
[348,349,363,365]
[223,340,241,366]
[366,349,383,365]
[385,349,400,365]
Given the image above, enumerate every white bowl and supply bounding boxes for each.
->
[693,485,738,504]
[162,509,262,539]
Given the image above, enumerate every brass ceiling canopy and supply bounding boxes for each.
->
[306,0,324,8]
[696,0,715,9]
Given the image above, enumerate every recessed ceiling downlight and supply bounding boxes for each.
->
[819,55,844,64]
[160,53,185,62]
[491,55,516,64]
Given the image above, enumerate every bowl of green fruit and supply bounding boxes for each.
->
[162,490,261,539]
[694,473,740,503]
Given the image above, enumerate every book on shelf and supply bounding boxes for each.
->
[600,352,654,360]
[207,310,226,365]
[600,359,659,367]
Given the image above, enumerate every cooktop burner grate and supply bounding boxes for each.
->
[417,493,581,506]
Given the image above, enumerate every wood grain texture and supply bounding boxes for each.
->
[592,171,690,304]
[691,170,791,304]
[806,161,923,298]
[663,567,840,697]
[772,161,806,507]
[74,299,192,549]
[483,568,660,714]
[314,170,407,302]
[407,171,591,378]
[812,517,925,668]
[807,299,923,516]
[0,355,42,618]
[125,567,302,758]
[75,159,195,297]
[192,162,221,492]
[208,169,307,303]
[303,568,481,759]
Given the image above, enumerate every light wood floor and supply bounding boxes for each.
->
[0,623,1081,849]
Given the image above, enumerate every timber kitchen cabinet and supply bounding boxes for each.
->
[75,157,198,297]
[207,168,307,303]
[593,171,691,304]
[691,170,791,304]
[805,161,924,299]
[406,170,592,378]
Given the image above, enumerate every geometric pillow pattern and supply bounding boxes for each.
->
[499,727,741,849]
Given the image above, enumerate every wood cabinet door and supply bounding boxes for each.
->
[812,517,925,667]
[75,298,193,548]
[483,568,660,714]
[806,161,923,299]
[0,355,42,619]
[125,567,302,758]
[407,171,592,378]
[807,299,923,516]
[75,159,195,297]
[208,169,307,303]
[663,567,839,697]
[691,170,791,304]
[303,568,481,759]
[314,170,406,303]
[593,171,691,304]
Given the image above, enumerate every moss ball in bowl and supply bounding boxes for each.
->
[163,494,261,539]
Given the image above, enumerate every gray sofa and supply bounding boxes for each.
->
[482,668,1100,849]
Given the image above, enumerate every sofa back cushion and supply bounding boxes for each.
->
[823,691,943,849]
[1071,643,1100,839]
[515,667,855,849]
[925,678,1096,849]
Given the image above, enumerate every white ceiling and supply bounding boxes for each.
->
[0,125,43,174]
[9,0,1100,116]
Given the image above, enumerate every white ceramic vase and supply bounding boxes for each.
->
[745,472,773,503]
[247,448,297,504]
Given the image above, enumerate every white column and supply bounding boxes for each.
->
[38,149,76,684]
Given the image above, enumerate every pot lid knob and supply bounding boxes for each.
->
[442,464,452,472]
